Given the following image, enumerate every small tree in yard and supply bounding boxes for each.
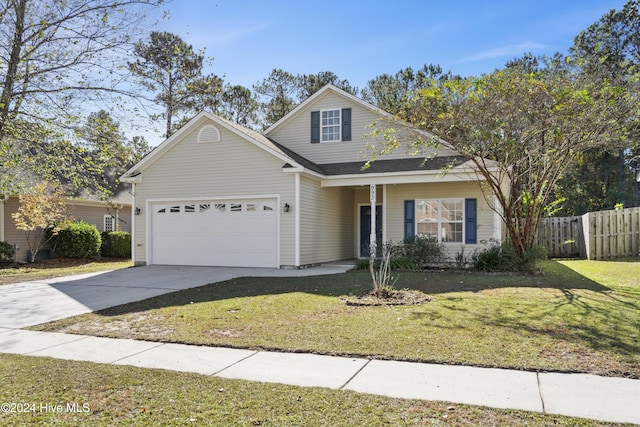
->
[368,58,637,262]
[11,183,70,262]
[369,243,397,295]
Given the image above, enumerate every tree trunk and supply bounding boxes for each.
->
[0,0,26,141]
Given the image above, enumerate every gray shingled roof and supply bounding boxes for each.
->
[267,138,467,176]
[318,156,468,175]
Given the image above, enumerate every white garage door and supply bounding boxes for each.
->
[150,198,278,267]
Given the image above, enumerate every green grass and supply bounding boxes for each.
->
[0,354,619,426]
[0,259,133,285]
[34,259,640,378]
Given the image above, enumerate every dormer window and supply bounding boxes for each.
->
[310,108,351,143]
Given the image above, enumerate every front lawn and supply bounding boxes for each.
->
[0,259,133,285]
[33,260,640,378]
[0,354,612,426]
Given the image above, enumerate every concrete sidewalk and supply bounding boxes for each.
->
[1,328,638,425]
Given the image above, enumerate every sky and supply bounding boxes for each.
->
[138,0,628,144]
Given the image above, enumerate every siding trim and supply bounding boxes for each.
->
[131,183,136,264]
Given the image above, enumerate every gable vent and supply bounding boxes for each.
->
[197,124,221,143]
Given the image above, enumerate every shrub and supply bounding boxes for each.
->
[471,239,547,272]
[355,258,370,270]
[101,231,131,258]
[389,255,418,270]
[401,235,446,268]
[454,246,470,270]
[53,221,101,258]
[0,241,15,262]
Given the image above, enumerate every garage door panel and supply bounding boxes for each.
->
[150,199,278,267]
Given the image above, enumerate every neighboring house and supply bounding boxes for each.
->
[121,85,503,268]
[0,191,131,262]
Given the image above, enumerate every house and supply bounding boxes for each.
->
[0,191,131,262]
[121,85,503,268]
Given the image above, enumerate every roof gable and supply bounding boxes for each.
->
[121,112,303,180]
[264,84,389,137]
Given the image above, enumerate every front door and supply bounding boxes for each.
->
[360,205,382,257]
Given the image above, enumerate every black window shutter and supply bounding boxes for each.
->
[404,200,415,239]
[311,111,320,143]
[465,198,477,244]
[341,108,351,141]
[342,108,351,141]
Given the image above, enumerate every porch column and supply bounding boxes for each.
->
[369,184,376,257]
[0,197,5,241]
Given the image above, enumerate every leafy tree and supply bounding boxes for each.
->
[254,69,356,128]
[74,110,151,199]
[130,135,153,164]
[560,0,640,211]
[0,0,161,193]
[5,111,151,201]
[368,59,636,259]
[11,183,71,262]
[253,69,299,128]
[361,64,454,114]
[218,85,260,128]
[128,31,223,138]
[297,71,358,100]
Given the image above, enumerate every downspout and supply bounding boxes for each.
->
[0,194,7,241]
[131,183,136,265]
[295,173,300,267]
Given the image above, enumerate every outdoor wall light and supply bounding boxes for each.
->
[283,203,290,213]
[135,207,141,215]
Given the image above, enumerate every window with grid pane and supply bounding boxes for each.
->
[321,109,340,142]
[416,199,463,243]
[103,215,115,232]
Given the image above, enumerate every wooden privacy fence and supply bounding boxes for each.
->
[539,216,585,258]
[539,207,640,260]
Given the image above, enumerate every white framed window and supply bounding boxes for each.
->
[103,215,115,232]
[321,109,341,142]
[416,199,464,243]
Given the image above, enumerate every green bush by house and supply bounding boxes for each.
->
[0,241,15,262]
[101,231,131,258]
[52,221,101,258]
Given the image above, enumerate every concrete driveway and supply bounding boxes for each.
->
[0,264,352,329]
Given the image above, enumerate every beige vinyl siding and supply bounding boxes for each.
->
[69,204,132,233]
[2,197,29,261]
[266,90,453,164]
[299,175,354,264]
[384,181,495,258]
[2,197,130,262]
[133,119,295,266]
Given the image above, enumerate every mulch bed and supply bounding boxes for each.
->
[340,289,433,306]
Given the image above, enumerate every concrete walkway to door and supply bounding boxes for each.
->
[0,264,354,329]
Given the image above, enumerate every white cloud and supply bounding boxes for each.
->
[462,42,548,62]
